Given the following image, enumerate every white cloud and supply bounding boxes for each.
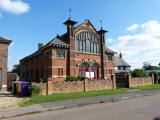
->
[110,20,160,69]
[126,24,139,32]
[0,0,30,15]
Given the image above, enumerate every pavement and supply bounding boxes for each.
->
[0,91,21,109]
[0,89,160,119]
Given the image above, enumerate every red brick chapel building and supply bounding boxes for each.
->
[20,18,115,83]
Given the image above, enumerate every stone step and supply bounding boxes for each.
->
[0,91,12,97]
[0,94,14,97]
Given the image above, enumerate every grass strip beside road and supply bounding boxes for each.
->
[135,84,160,90]
[19,89,127,107]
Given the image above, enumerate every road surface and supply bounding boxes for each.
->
[3,94,160,120]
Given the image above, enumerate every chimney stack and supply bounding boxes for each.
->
[119,52,122,58]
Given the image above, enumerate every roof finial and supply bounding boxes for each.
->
[100,20,103,29]
[119,48,122,58]
[69,9,72,19]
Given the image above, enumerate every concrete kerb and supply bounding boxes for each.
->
[0,106,66,119]
[0,90,160,120]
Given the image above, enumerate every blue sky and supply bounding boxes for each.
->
[0,0,160,70]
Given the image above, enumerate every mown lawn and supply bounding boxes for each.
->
[135,84,160,90]
[19,89,127,107]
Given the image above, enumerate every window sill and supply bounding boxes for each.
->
[55,57,66,60]
[75,51,100,55]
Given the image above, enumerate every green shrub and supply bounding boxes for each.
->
[77,75,85,81]
[18,98,33,107]
[65,75,85,82]
[31,84,42,96]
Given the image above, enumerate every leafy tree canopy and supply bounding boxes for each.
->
[142,62,159,70]
[131,69,146,77]
[12,64,20,76]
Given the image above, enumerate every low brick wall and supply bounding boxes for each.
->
[52,81,84,93]
[52,79,114,93]
[32,82,46,95]
[129,75,154,88]
[85,79,113,91]
[32,75,154,95]
[32,78,114,94]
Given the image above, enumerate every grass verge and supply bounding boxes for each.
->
[19,89,127,107]
[135,84,160,90]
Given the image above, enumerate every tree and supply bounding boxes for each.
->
[143,62,151,67]
[131,69,146,77]
[12,64,20,76]
[142,62,159,70]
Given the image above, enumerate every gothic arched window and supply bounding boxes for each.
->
[76,31,100,54]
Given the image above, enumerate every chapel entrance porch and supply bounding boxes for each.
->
[78,60,100,80]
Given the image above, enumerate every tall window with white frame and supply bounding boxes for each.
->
[76,31,100,54]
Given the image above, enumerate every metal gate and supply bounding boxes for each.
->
[115,73,129,88]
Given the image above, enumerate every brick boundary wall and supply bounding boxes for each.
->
[32,77,115,94]
[32,74,154,95]
[128,74,154,88]
[52,78,114,93]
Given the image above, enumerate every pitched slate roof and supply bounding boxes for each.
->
[48,36,69,47]
[0,37,12,44]
[114,56,130,67]
[21,35,69,62]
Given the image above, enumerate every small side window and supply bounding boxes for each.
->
[107,55,113,61]
[56,49,65,58]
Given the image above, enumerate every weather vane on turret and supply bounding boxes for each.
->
[69,9,72,19]
[100,20,103,29]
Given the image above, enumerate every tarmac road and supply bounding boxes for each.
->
[3,93,160,120]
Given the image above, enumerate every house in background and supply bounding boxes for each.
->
[20,18,116,83]
[0,37,12,91]
[114,53,131,73]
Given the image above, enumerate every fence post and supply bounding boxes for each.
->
[111,75,116,89]
[46,80,48,95]
[83,79,86,92]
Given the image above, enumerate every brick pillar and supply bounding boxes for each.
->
[46,79,52,95]
[111,75,116,89]
[47,80,52,95]
[128,74,132,88]
[151,73,154,85]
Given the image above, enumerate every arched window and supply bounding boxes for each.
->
[76,31,100,54]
